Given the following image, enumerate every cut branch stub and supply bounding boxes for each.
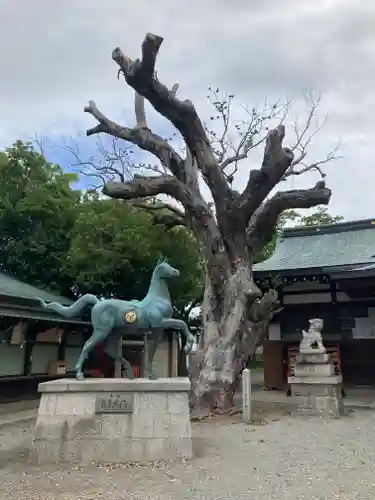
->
[135,92,147,128]
[112,35,194,120]
[134,83,179,130]
[113,34,164,82]
[248,289,281,322]
[139,33,164,78]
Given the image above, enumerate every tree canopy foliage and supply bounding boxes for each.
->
[63,193,203,312]
[0,141,80,295]
[0,141,203,312]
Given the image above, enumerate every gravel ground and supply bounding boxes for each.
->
[0,418,32,459]
[1,406,375,499]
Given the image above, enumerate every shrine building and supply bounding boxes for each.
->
[253,218,375,391]
[0,272,91,401]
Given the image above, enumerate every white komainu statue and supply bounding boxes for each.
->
[299,318,325,352]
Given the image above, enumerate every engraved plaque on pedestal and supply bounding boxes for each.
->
[95,392,134,414]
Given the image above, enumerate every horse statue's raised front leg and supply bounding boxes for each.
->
[160,318,195,354]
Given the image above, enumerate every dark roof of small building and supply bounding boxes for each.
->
[0,271,72,305]
[254,218,375,274]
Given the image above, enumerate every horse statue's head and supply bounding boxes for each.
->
[154,256,180,279]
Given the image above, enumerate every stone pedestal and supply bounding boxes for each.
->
[30,378,192,465]
[288,348,344,418]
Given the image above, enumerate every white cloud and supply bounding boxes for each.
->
[0,0,374,220]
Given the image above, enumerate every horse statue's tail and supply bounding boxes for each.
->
[36,294,99,319]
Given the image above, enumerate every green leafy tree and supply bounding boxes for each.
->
[0,141,80,295]
[0,142,202,312]
[63,195,203,314]
[298,206,343,226]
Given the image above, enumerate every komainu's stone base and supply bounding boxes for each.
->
[288,349,344,418]
[288,376,344,418]
[30,378,192,465]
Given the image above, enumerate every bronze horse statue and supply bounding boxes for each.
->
[37,258,195,380]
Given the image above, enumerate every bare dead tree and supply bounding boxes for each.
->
[82,33,339,410]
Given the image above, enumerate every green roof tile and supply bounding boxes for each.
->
[254,219,375,273]
[0,271,72,305]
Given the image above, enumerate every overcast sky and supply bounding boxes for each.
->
[0,0,374,220]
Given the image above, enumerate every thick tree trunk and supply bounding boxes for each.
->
[190,257,276,411]
[84,32,333,411]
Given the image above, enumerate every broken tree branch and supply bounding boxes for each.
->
[135,92,147,128]
[248,289,281,322]
[246,180,331,257]
[134,82,179,130]
[112,33,233,207]
[84,100,183,178]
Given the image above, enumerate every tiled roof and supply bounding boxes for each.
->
[254,219,375,273]
[0,271,72,305]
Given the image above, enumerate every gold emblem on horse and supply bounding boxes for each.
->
[124,311,137,324]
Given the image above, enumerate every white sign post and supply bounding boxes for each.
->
[242,368,252,423]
